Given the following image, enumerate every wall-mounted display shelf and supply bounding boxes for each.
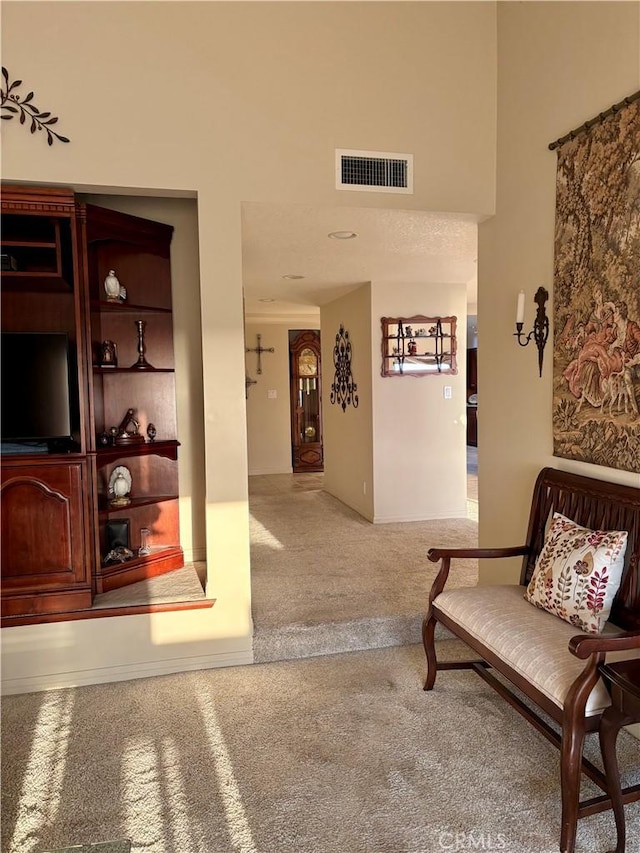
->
[381,315,457,377]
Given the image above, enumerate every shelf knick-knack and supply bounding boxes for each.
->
[113,408,145,446]
[138,528,151,557]
[104,269,121,302]
[108,466,132,507]
[131,319,154,369]
[99,339,118,367]
[146,422,157,442]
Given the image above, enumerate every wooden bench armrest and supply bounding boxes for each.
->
[426,545,531,603]
[427,545,530,563]
[569,629,640,659]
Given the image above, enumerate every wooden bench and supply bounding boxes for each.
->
[423,467,640,853]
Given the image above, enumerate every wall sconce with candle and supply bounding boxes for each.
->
[514,287,549,377]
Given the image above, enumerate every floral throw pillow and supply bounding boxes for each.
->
[524,512,628,634]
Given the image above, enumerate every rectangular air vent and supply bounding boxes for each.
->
[336,149,413,194]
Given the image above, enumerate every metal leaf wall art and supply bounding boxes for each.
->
[1,67,70,145]
[330,324,359,412]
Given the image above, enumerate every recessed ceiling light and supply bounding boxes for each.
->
[282,274,305,280]
[258,298,276,303]
[328,230,358,240]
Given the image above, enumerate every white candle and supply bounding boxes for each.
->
[516,290,526,325]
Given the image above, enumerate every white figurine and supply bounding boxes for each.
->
[104,269,121,302]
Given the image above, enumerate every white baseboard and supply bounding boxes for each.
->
[183,546,207,563]
[373,507,469,523]
[1,649,254,695]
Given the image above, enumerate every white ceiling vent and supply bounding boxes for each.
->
[336,149,413,194]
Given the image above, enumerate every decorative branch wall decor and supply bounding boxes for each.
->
[552,94,640,474]
[330,324,359,412]
[1,67,70,145]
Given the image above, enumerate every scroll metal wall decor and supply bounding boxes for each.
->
[552,93,640,474]
[330,324,359,412]
[1,67,70,145]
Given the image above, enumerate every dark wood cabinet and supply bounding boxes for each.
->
[1,187,91,619]
[1,459,92,616]
[79,203,183,592]
[289,330,323,473]
[1,185,184,619]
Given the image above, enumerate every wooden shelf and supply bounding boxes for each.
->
[91,300,172,314]
[98,545,185,592]
[99,493,178,515]
[93,366,175,374]
[95,439,179,466]
[1,271,71,292]
[2,240,58,249]
[381,315,457,377]
[1,596,214,628]
[383,333,452,340]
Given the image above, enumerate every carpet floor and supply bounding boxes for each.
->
[2,642,638,853]
[249,473,479,662]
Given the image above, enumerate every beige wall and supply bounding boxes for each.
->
[321,284,375,520]
[321,278,468,523]
[478,1,640,584]
[372,281,468,521]
[245,322,297,476]
[1,1,497,691]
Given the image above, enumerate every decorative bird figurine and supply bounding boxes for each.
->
[104,269,121,302]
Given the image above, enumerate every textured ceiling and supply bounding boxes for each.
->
[241,202,478,321]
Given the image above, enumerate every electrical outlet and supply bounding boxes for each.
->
[443,386,452,400]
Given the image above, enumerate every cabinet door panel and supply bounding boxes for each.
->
[1,463,89,588]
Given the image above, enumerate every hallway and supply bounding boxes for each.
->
[249,455,478,662]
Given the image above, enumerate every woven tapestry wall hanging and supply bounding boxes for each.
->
[552,94,640,473]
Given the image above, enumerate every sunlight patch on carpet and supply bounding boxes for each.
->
[121,738,166,849]
[249,514,284,550]
[9,691,74,853]
[196,683,257,853]
[159,738,207,853]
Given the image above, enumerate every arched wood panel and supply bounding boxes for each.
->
[1,463,91,603]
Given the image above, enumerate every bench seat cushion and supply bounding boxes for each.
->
[434,584,640,716]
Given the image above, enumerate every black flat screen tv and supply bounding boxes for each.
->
[1,332,76,446]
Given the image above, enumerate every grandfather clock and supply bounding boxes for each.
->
[289,330,323,473]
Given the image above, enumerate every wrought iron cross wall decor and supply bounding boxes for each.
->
[1,68,70,145]
[330,324,359,412]
[245,334,274,375]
